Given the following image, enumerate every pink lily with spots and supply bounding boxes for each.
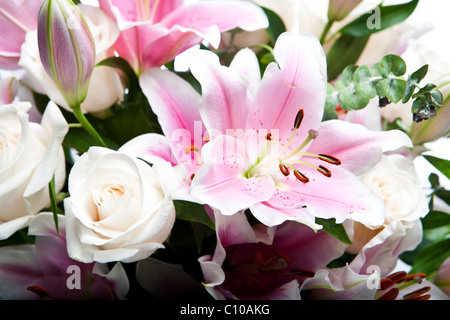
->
[186,32,413,229]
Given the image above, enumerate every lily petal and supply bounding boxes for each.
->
[159,1,269,47]
[306,120,413,175]
[191,135,276,215]
[273,165,386,227]
[247,32,327,149]
[188,48,252,135]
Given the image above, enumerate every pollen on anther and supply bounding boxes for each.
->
[317,165,332,177]
[319,154,341,165]
[266,132,273,141]
[294,169,309,183]
[279,163,290,176]
[294,109,304,129]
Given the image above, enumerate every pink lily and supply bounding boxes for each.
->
[0,213,129,299]
[301,264,449,300]
[187,32,413,229]
[0,0,42,69]
[120,66,207,201]
[98,0,269,74]
[199,210,349,299]
[121,47,262,201]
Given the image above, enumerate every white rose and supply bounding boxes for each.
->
[65,146,179,263]
[18,5,124,114]
[347,154,429,253]
[362,154,429,225]
[0,101,68,239]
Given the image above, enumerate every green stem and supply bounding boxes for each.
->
[72,104,107,147]
[320,20,334,44]
[48,175,59,236]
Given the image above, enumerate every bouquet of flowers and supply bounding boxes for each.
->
[0,0,449,303]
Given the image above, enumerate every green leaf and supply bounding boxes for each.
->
[380,54,407,76]
[102,101,160,147]
[354,65,377,98]
[261,6,286,44]
[326,34,370,80]
[315,218,352,245]
[382,77,407,103]
[403,64,429,103]
[339,0,419,37]
[423,155,450,180]
[421,211,450,230]
[410,238,450,275]
[96,57,141,101]
[174,200,215,230]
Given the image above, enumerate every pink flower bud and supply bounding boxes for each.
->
[37,0,95,109]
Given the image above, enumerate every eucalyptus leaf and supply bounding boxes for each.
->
[380,54,407,77]
[354,65,377,98]
[382,77,407,103]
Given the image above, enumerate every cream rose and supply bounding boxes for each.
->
[347,154,429,253]
[65,146,179,263]
[0,101,68,239]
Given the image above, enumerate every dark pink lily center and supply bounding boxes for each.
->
[221,243,314,298]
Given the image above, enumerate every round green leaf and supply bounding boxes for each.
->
[354,65,377,98]
[382,78,407,103]
[380,54,407,76]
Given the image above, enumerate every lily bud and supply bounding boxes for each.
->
[37,0,95,109]
[328,0,362,22]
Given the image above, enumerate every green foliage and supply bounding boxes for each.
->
[326,0,419,80]
[338,0,419,37]
[326,54,444,122]
[315,218,353,245]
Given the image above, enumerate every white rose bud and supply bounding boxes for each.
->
[65,147,179,263]
[0,101,68,239]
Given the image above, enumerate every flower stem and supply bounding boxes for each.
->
[72,104,107,147]
[48,175,59,236]
[320,20,334,44]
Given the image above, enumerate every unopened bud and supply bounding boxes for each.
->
[37,0,95,109]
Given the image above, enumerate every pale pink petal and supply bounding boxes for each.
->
[188,49,252,134]
[118,133,176,166]
[0,0,42,68]
[306,120,413,175]
[229,48,261,99]
[250,201,318,229]
[0,77,18,104]
[141,25,207,69]
[191,135,276,215]
[301,267,377,300]
[139,67,204,146]
[349,220,423,276]
[273,166,386,227]
[247,33,327,150]
[99,0,183,25]
[160,1,269,43]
